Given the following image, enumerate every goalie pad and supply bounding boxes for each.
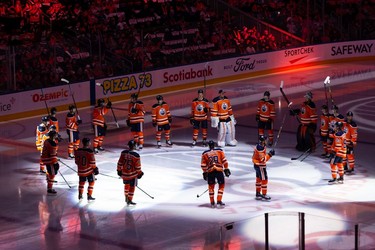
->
[230,115,237,125]
[211,117,219,128]
[225,120,237,146]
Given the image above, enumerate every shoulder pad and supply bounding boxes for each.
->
[129,151,140,157]
[67,113,74,117]
[192,98,199,102]
[307,101,316,108]
[152,103,159,108]
[137,100,144,104]
[338,114,345,119]
[349,121,357,127]
[83,148,94,153]
[203,98,209,102]
[212,96,220,102]
[268,99,275,104]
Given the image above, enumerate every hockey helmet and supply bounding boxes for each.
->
[82,138,91,146]
[156,95,163,101]
[198,89,204,94]
[41,116,49,122]
[264,91,270,97]
[259,135,267,143]
[208,140,215,149]
[128,140,136,149]
[68,104,76,111]
[347,111,354,117]
[97,98,105,106]
[131,93,138,99]
[321,104,328,110]
[332,105,339,110]
[218,89,225,94]
[335,121,343,129]
[50,107,57,115]
[304,91,313,99]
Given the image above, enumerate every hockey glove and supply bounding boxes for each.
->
[94,167,99,175]
[203,107,208,113]
[202,172,207,181]
[190,117,194,125]
[106,101,112,108]
[168,117,172,123]
[224,168,231,177]
[117,170,122,177]
[137,171,144,179]
[126,119,131,127]
[53,163,60,172]
[268,149,275,156]
[230,115,237,125]
[152,121,157,127]
[77,119,83,124]
[256,114,260,122]
[211,117,219,128]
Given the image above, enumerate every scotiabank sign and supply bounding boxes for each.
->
[163,66,213,83]
[32,89,69,102]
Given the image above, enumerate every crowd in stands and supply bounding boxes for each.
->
[0,0,373,93]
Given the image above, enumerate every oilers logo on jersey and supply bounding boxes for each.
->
[159,108,166,116]
[221,102,228,111]
[261,104,268,112]
[196,104,204,112]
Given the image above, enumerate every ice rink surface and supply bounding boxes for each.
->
[1,61,375,249]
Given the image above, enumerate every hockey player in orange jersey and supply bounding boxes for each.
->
[327,105,345,155]
[344,111,358,174]
[36,116,49,173]
[66,105,82,158]
[252,135,275,200]
[190,89,210,147]
[290,92,318,151]
[117,140,144,206]
[152,95,172,148]
[41,130,60,194]
[92,99,112,154]
[75,138,98,201]
[256,91,276,146]
[211,90,237,147]
[127,93,146,150]
[319,105,331,157]
[48,107,59,133]
[328,121,347,184]
[201,140,231,208]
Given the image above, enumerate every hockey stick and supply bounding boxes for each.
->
[197,188,208,198]
[300,140,322,162]
[58,170,72,188]
[136,184,154,199]
[273,103,292,149]
[61,78,81,120]
[40,87,50,115]
[280,81,300,123]
[58,159,77,173]
[326,76,335,107]
[96,82,119,128]
[203,62,209,95]
[291,148,311,160]
[323,76,330,107]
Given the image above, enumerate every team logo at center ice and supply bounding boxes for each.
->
[221,102,228,110]
[196,104,204,112]
[261,104,268,112]
[159,108,166,116]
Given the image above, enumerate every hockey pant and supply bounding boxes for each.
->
[130,123,144,146]
[258,120,274,144]
[296,124,316,152]
[156,124,171,142]
[254,165,268,195]
[79,175,95,197]
[93,125,106,148]
[192,120,208,141]
[207,171,225,204]
[67,130,80,155]
[46,163,59,190]
[344,147,355,171]
[123,179,136,202]
[330,155,344,179]
[217,120,237,147]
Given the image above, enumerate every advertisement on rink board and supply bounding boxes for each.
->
[1,40,374,122]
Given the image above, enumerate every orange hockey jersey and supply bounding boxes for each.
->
[344,120,358,146]
[66,113,79,131]
[36,123,49,152]
[128,100,146,124]
[332,130,347,158]
[75,148,96,177]
[257,99,276,122]
[191,98,209,121]
[152,102,171,126]
[299,101,318,125]
[41,139,58,165]
[201,148,228,173]
[211,96,233,121]
[92,106,109,127]
[252,144,272,167]
[117,150,142,180]
[48,116,59,132]
[320,113,331,137]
